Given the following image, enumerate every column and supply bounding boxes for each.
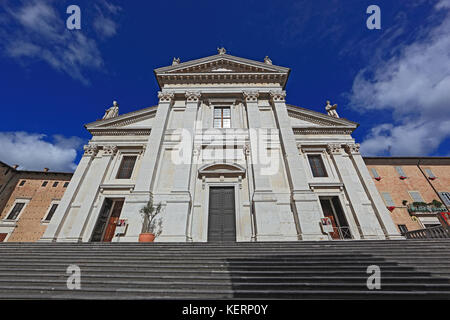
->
[243,91,282,241]
[39,145,98,242]
[270,90,325,240]
[119,92,174,241]
[162,91,201,242]
[63,145,117,242]
[134,91,174,192]
[345,143,403,239]
[328,143,386,240]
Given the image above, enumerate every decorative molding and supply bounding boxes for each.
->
[326,143,343,155]
[269,90,286,102]
[90,129,151,136]
[107,112,155,128]
[293,127,354,135]
[185,91,201,103]
[243,91,259,102]
[158,91,175,103]
[102,145,118,156]
[345,143,361,155]
[83,144,98,157]
[244,143,251,157]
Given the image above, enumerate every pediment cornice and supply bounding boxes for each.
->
[154,53,290,88]
[287,104,358,128]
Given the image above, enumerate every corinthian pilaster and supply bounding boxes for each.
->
[344,143,360,155]
[269,90,286,102]
[243,91,259,102]
[83,144,98,157]
[185,91,201,103]
[158,91,175,103]
[102,145,118,156]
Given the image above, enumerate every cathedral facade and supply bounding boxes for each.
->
[41,50,401,243]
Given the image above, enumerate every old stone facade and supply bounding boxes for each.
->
[0,162,71,242]
[365,157,450,234]
[39,50,402,243]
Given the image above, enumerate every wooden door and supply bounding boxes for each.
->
[208,187,236,243]
[320,199,340,239]
[102,200,124,242]
[0,233,7,242]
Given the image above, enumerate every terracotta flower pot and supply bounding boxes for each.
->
[139,233,155,242]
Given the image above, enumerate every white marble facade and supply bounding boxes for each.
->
[41,49,402,243]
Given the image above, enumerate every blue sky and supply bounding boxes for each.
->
[0,0,449,171]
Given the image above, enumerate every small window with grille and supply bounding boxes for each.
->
[213,107,231,128]
[116,156,137,179]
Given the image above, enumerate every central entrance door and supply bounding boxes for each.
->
[208,187,236,243]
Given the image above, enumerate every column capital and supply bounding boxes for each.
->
[243,91,259,102]
[326,143,343,155]
[344,143,361,155]
[269,90,286,102]
[102,145,118,156]
[83,144,99,157]
[158,91,175,103]
[185,91,201,103]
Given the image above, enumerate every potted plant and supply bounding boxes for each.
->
[139,194,163,242]
[387,206,396,212]
[402,200,408,206]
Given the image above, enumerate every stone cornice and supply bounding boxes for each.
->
[90,128,151,136]
[345,143,361,155]
[292,127,354,135]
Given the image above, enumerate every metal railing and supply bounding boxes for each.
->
[405,226,450,239]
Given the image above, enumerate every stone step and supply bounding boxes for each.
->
[0,273,447,284]
[0,286,448,300]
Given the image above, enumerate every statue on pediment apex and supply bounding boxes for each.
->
[217,47,226,55]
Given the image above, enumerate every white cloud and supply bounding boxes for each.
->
[0,132,84,172]
[0,0,120,85]
[93,0,121,38]
[348,1,450,156]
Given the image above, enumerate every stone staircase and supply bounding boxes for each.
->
[0,240,449,299]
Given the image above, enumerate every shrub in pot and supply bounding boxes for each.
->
[139,194,162,242]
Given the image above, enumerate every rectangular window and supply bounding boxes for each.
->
[19,180,25,186]
[438,192,450,207]
[371,168,380,179]
[381,192,395,207]
[308,155,328,177]
[395,166,407,177]
[44,204,58,222]
[52,182,58,187]
[42,181,48,187]
[6,202,25,220]
[424,168,436,178]
[63,182,69,188]
[213,107,231,128]
[116,156,137,179]
[398,224,408,235]
[409,191,424,203]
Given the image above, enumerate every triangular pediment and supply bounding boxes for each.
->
[154,53,290,88]
[84,105,157,135]
[287,104,359,133]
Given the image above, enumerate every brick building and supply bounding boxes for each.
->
[0,161,72,242]
[364,157,450,235]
